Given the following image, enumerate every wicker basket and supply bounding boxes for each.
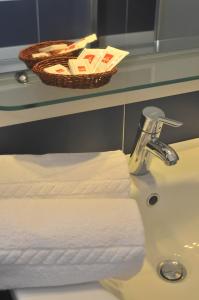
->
[19,40,80,69]
[32,57,117,89]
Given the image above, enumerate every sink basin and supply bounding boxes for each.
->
[104,138,199,300]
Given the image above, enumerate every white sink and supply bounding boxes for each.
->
[106,138,199,300]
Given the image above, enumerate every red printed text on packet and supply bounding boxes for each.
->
[102,53,114,64]
[78,66,87,72]
[84,54,95,63]
[56,69,65,73]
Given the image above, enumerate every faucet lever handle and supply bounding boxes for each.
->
[158,117,183,127]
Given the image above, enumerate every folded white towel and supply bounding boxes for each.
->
[0,151,129,199]
[0,196,144,289]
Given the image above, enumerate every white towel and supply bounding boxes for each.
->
[0,196,144,289]
[0,151,129,199]
[0,150,145,289]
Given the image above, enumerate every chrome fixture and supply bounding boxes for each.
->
[158,260,187,282]
[15,71,29,84]
[146,193,159,206]
[129,106,183,175]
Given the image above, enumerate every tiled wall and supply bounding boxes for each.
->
[38,0,92,41]
[0,0,156,48]
[98,0,156,35]
[0,0,93,48]
[0,0,38,47]
[0,106,123,154]
[0,91,198,155]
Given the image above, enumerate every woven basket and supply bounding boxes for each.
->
[19,40,80,69]
[32,57,117,89]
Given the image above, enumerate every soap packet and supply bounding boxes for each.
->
[44,64,71,75]
[96,46,129,72]
[39,43,68,53]
[64,34,97,54]
[32,52,50,58]
[37,34,97,56]
[78,48,104,73]
[68,59,92,75]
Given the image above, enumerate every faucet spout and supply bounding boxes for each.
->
[146,139,179,166]
[128,106,182,176]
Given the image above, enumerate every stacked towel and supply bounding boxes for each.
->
[0,151,145,289]
[0,151,129,199]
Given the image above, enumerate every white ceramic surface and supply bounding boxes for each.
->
[114,138,199,300]
[13,283,118,300]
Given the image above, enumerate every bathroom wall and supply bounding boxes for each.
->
[154,0,199,52]
[98,0,156,36]
[0,0,156,48]
[156,0,199,40]
[0,91,198,155]
[0,0,93,48]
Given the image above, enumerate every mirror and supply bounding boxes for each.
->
[0,0,199,115]
[154,0,199,53]
[0,0,157,74]
[1,0,199,74]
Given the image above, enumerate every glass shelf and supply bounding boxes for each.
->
[1,48,199,111]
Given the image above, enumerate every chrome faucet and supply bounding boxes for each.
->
[129,106,183,175]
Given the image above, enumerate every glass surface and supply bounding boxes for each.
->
[1,47,199,111]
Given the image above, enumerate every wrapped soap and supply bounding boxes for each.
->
[68,59,91,75]
[84,33,97,43]
[39,43,68,53]
[65,34,97,54]
[44,64,71,75]
[78,48,104,73]
[32,52,50,58]
[55,49,69,55]
[96,46,129,72]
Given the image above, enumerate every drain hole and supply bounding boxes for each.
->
[158,260,187,282]
[147,193,159,206]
